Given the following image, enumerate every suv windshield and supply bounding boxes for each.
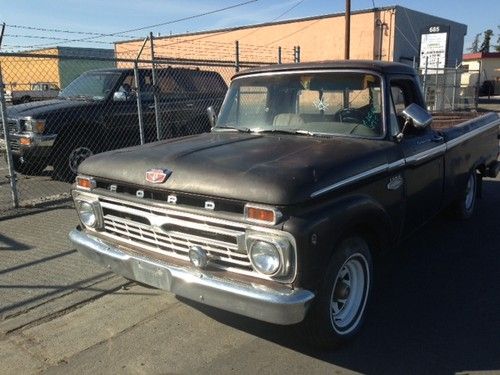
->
[59,71,122,100]
[216,72,383,138]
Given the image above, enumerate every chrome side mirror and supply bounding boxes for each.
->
[402,103,432,129]
[113,91,128,102]
[396,103,433,142]
[207,106,217,128]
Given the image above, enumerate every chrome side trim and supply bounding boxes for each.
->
[387,159,406,172]
[405,144,446,166]
[311,163,388,198]
[69,229,314,325]
[446,118,500,150]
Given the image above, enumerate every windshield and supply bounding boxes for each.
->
[59,71,122,100]
[216,72,384,138]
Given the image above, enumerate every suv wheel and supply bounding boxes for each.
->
[53,144,94,182]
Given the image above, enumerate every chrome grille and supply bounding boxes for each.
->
[0,119,19,138]
[97,196,260,277]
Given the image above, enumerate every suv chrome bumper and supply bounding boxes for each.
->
[69,228,315,325]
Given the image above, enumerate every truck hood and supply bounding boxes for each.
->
[7,98,97,119]
[79,132,392,205]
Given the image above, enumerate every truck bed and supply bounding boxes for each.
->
[431,112,483,131]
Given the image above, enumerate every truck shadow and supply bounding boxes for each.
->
[179,178,500,374]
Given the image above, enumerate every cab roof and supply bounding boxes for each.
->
[233,60,417,78]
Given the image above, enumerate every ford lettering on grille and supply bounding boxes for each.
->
[145,168,171,184]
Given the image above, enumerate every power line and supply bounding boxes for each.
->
[148,0,306,51]
[5,24,140,39]
[238,0,306,40]
[18,0,259,49]
[4,34,113,45]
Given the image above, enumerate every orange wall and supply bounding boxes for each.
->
[115,10,395,64]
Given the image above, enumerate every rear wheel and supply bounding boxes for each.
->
[301,236,373,348]
[453,170,478,219]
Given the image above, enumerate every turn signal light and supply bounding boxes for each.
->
[245,205,281,225]
[76,176,96,190]
[19,137,32,146]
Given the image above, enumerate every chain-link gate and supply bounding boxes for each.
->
[0,43,297,215]
[417,59,481,112]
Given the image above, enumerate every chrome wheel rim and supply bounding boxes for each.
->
[69,147,93,173]
[330,253,370,334]
[465,173,476,211]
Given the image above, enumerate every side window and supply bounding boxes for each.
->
[389,78,423,134]
[157,73,184,94]
[190,72,226,94]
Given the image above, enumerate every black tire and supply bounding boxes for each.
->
[53,142,94,182]
[13,156,48,175]
[20,96,31,104]
[301,236,373,348]
[453,170,478,219]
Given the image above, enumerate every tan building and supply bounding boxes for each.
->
[0,47,115,91]
[462,52,500,95]
[116,6,467,67]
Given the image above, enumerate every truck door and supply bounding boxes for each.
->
[390,77,445,234]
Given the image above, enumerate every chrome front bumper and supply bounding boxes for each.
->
[69,228,315,325]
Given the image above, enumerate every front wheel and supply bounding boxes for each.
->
[53,143,94,182]
[301,236,373,348]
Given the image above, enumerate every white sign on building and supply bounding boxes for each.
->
[420,25,449,69]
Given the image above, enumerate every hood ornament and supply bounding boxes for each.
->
[145,168,171,184]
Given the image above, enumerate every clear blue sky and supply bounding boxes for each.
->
[1,0,498,53]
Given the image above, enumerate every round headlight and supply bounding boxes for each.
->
[249,240,281,275]
[78,201,97,227]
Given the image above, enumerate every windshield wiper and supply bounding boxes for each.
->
[254,129,317,136]
[214,125,251,133]
[65,95,94,101]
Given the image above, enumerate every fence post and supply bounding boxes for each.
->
[434,57,439,111]
[293,46,297,63]
[278,46,282,64]
[452,60,458,111]
[235,41,240,72]
[297,46,301,63]
[0,64,19,208]
[422,57,428,106]
[133,62,145,145]
[149,32,162,141]
[133,37,148,145]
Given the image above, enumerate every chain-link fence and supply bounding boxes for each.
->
[0,43,297,214]
[417,60,481,112]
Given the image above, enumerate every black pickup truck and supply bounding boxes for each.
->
[2,67,227,180]
[68,61,499,347]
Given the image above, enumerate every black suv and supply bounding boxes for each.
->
[2,67,227,180]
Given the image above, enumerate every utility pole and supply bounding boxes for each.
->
[345,0,351,59]
[0,23,6,50]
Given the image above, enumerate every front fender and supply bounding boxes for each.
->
[284,194,395,291]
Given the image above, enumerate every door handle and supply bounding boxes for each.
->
[186,103,194,108]
[432,135,444,143]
